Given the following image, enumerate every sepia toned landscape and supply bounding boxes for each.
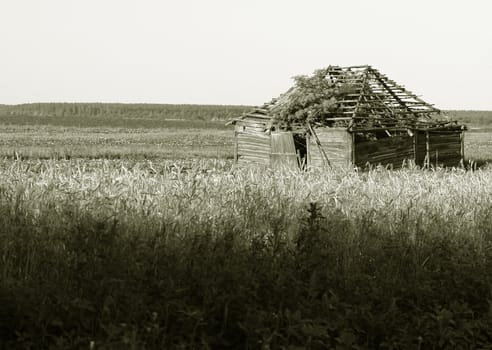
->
[2,0,491,348]
[1,102,491,348]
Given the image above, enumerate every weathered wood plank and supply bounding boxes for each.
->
[237,133,270,141]
[237,121,270,128]
[240,147,270,154]
[237,139,269,146]
[354,135,414,167]
[307,127,350,168]
[238,155,270,164]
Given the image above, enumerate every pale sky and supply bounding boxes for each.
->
[1,0,491,109]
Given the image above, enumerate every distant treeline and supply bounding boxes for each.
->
[0,103,252,121]
[0,103,490,127]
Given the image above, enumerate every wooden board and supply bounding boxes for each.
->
[236,132,270,165]
[235,118,271,134]
[355,134,414,168]
[428,131,462,167]
[415,130,463,167]
[308,127,351,168]
[270,131,299,170]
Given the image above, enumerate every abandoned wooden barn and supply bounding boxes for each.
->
[227,65,466,169]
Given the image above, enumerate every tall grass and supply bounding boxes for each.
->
[1,160,492,348]
[0,160,489,231]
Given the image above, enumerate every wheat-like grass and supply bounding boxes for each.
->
[0,159,490,242]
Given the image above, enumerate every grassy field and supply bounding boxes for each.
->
[0,125,490,164]
[0,105,490,163]
[0,125,233,160]
[0,104,492,348]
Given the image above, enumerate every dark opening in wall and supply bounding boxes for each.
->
[293,133,307,170]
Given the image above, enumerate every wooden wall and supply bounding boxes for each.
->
[416,131,463,167]
[428,132,462,167]
[308,128,352,168]
[233,119,464,169]
[270,132,299,170]
[354,134,414,168]
[235,118,271,165]
[357,131,463,169]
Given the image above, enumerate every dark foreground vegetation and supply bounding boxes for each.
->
[2,203,492,349]
[1,161,492,349]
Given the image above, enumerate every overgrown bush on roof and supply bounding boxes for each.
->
[271,67,359,128]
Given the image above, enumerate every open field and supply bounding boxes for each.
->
[0,125,491,164]
[465,130,492,166]
[0,125,233,160]
[0,121,490,164]
[0,104,492,348]
[0,104,490,163]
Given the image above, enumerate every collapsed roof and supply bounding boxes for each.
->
[229,65,464,132]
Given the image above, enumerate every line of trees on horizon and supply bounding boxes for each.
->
[0,103,253,121]
[0,103,490,126]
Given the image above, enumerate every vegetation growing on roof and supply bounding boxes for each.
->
[270,67,358,128]
[267,65,465,132]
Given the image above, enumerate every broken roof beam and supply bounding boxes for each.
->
[369,81,434,119]
[368,69,440,114]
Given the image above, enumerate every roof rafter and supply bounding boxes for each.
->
[228,65,464,131]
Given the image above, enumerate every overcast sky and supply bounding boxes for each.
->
[1,0,491,109]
